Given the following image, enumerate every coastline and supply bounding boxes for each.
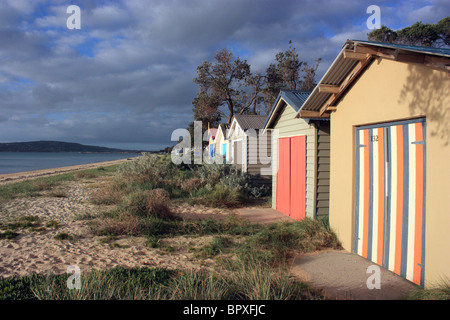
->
[0,157,136,185]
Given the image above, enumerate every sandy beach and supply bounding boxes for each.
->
[0,164,232,279]
[0,158,136,185]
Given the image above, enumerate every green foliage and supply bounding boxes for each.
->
[1,267,175,300]
[200,236,232,257]
[367,17,450,47]
[0,274,45,300]
[117,153,178,188]
[235,218,341,267]
[166,270,234,300]
[146,236,161,248]
[2,216,41,231]
[406,278,450,300]
[113,155,270,210]
[119,188,172,219]
[0,230,19,240]
[192,43,322,123]
[53,232,74,241]
[45,220,58,229]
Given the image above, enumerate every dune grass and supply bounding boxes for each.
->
[0,165,119,203]
[0,216,338,300]
[0,155,340,300]
[406,278,450,300]
[0,261,324,300]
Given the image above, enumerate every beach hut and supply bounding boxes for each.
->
[213,123,229,161]
[263,90,330,221]
[207,125,217,157]
[227,114,272,184]
[296,39,450,288]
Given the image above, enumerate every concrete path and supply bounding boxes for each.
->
[291,250,419,300]
[234,208,419,300]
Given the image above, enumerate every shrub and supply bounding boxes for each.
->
[120,189,171,219]
[93,213,141,237]
[90,182,126,205]
[117,153,178,188]
[207,184,241,208]
[145,189,171,218]
[181,177,204,194]
[197,164,224,186]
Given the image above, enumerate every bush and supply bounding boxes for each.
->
[117,153,178,188]
[207,184,241,208]
[120,189,171,219]
[93,213,141,237]
[90,183,126,205]
[181,177,204,194]
[145,189,171,218]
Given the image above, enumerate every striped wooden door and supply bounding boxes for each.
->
[276,136,306,220]
[354,118,426,286]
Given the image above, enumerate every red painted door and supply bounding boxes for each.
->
[290,135,306,220]
[276,137,291,216]
[276,136,306,220]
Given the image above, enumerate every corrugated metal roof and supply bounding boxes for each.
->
[233,114,267,130]
[263,90,311,128]
[298,39,450,114]
[353,40,450,57]
[282,90,312,110]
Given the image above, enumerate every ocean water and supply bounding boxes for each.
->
[0,152,139,174]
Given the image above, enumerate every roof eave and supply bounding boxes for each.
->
[297,39,450,119]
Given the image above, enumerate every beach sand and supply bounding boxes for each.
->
[0,166,233,279]
[0,157,135,185]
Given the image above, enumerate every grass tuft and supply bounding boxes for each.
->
[0,230,19,240]
[53,232,74,241]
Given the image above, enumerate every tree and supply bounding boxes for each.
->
[299,58,322,91]
[192,43,322,124]
[273,42,303,90]
[193,49,258,124]
[367,17,450,47]
[262,42,321,114]
[367,25,398,43]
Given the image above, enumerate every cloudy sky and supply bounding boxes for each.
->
[0,0,448,151]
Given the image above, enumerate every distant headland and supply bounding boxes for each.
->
[0,141,151,153]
